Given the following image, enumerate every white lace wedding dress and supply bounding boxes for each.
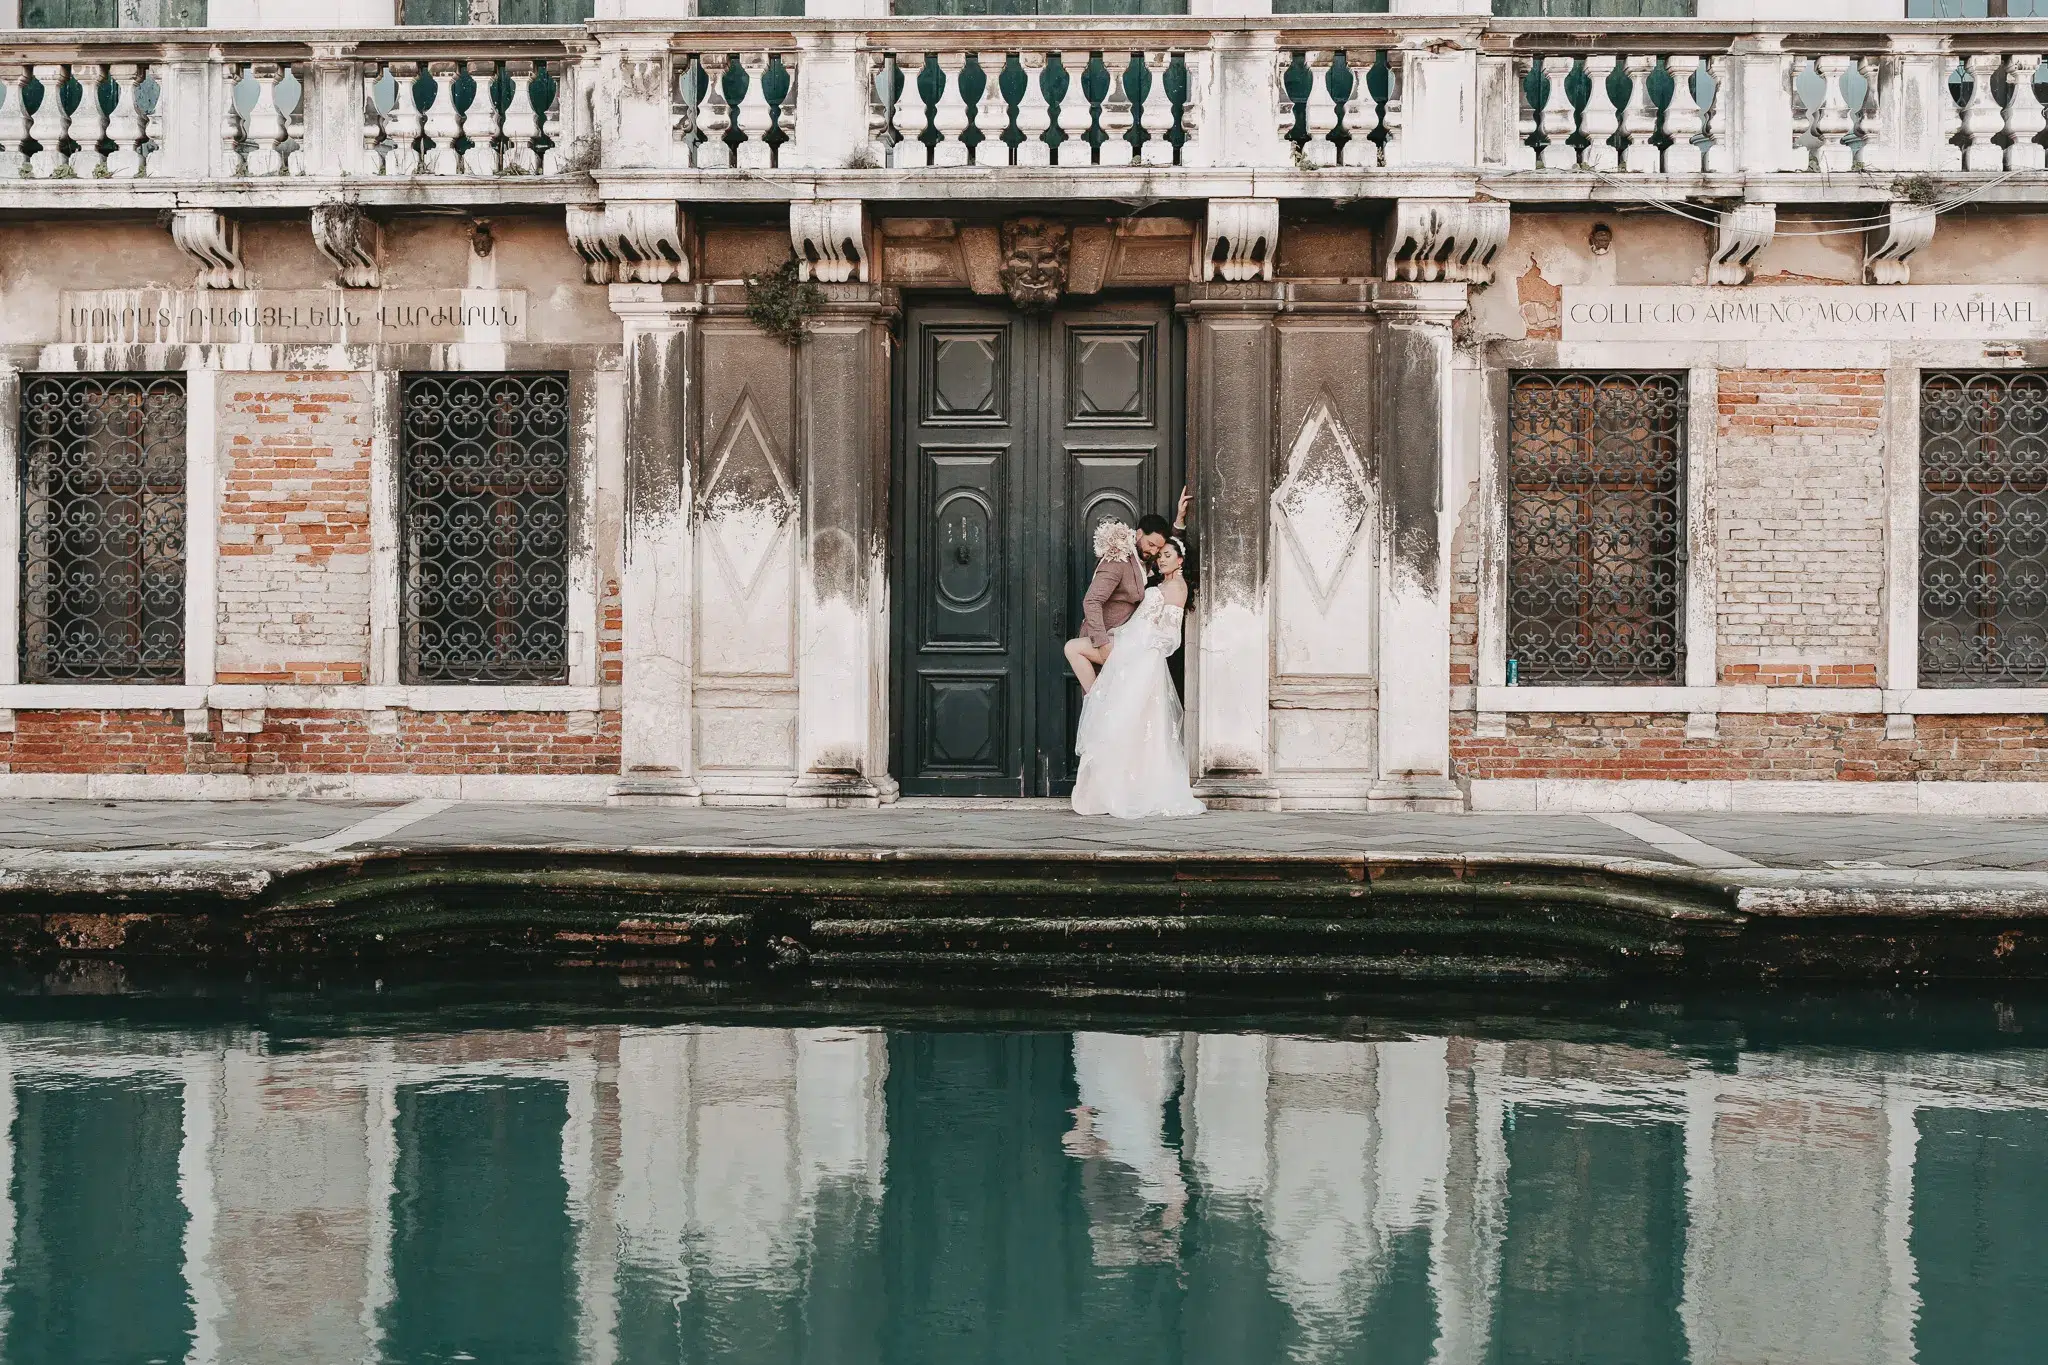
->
[1072,585,1206,819]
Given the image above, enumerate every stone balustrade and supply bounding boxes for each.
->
[0,20,2042,197]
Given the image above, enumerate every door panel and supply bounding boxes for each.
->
[894,297,1178,797]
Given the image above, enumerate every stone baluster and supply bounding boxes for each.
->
[1705,54,1733,172]
[105,63,145,177]
[1057,51,1094,167]
[1579,54,1619,172]
[697,55,734,168]
[217,62,244,177]
[286,71,307,176]
[1179,49,1209,167]
[929,51,970,166]
[1538,56,1577,170]
[1664,56,1705,174]
[1938,55,1964,171]
[28,64,70,179]
[1341,51,1378,168]
[360,64,386,176]
[1511,56,1538,170]
[772,54,797,160]
[422,61,463,175]
[0,67,28,178]
[500,59,539,173]
[862,53,889,166]
[736,54,776,168]
[889,53,926,168]
[1856,54,1893,171]
[1098,52,1135,167]
[242,63,287,176]
[1302,51,1339,167]
[1016,52,1052,167]
[1785,57,1813,172]
[462,60,502,175]
[1961,52,2005,171]
[2007,54,2046,170]
[384,63,423,175]
[1139,49,1174,167]
[541,58,570,173]
[1616,55,1657,172]
[1813,54,1854,172]
[1379,50,1403,166]
[972,53,1008,167]
[66,64,106,178]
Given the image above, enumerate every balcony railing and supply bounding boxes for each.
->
[0,20,2043,196]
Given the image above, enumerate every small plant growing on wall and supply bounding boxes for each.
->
[744,256,825,347]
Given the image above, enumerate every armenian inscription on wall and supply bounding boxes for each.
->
[59,289,528,345]
[1560,286,2048,343]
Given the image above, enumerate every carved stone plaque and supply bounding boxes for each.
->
[59,289,529,345]
[1561,286,2048,343]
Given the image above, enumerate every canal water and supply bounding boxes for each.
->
[0,983,2043,1364]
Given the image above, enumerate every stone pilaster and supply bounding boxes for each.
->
[609,283,701,805]
[789,286,898,808]
[1183,283,1282,807]
[1370,282,1466,811]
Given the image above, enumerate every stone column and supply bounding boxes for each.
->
[610,284,702,805]
[788,286,898,807]
[1183,284,1281,806]
[1370,283,1465,811]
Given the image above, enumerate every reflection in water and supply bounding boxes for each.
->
[0,1006,2040,1363]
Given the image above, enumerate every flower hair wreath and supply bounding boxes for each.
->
[1092,519,1139,564]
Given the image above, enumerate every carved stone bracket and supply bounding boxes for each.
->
[169,209,244,291]
[311,201,381,289]
[1866,202,1936,285]
[566,200,689,285]
[1384,199,1510,285]
[1710,202,1776,286]
[1203,198,1279,282]
[790,199,866,284]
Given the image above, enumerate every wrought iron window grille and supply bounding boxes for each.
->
[399,372,572,685]
[1920,370,2048,688]
[18,373,187,685]
[1506,371,1687,686]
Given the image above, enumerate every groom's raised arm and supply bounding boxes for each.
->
[1080,558,1122,648]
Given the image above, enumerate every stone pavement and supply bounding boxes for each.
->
[5,797,2048,872]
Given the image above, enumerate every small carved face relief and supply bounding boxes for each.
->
[998,218,1071,312]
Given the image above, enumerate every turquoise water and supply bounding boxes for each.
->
[0,986,2044,1364]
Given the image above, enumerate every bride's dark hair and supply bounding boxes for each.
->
[1150,535,1196,602]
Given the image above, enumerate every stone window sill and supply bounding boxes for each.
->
[0,684,615,712]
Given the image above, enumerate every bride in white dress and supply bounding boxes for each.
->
[1072,534,1206,819]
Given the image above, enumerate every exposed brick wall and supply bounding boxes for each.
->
[1453,713,2048,783]
[601,575,622,685]
[1715,371,1887,683]
[1449,475,1481,687]
[0,711,620,776]
[217,374,373,685]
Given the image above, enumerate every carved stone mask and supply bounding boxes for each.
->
[998,217,1070,312]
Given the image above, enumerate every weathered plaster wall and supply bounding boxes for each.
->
[1453,713,2048,783]
[1471,211,1711,343]
[1716,371,1886,686]
[217,372,373,685]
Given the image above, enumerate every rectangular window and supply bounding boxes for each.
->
[19,374,187,684]
[1507,372,1686,685]
[400,373,572,685]
[1493,0,1694,15]
[1919,371,2048,687]
[23,0,204,23]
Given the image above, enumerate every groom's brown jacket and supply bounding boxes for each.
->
[1080,555,1147,649]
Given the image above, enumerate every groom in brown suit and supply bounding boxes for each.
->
[1064,490,1191,694]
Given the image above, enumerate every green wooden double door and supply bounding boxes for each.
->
[892,297,1183,797]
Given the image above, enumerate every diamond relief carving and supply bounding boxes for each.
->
[702,389,795,599]
[1272,396,1374,612]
